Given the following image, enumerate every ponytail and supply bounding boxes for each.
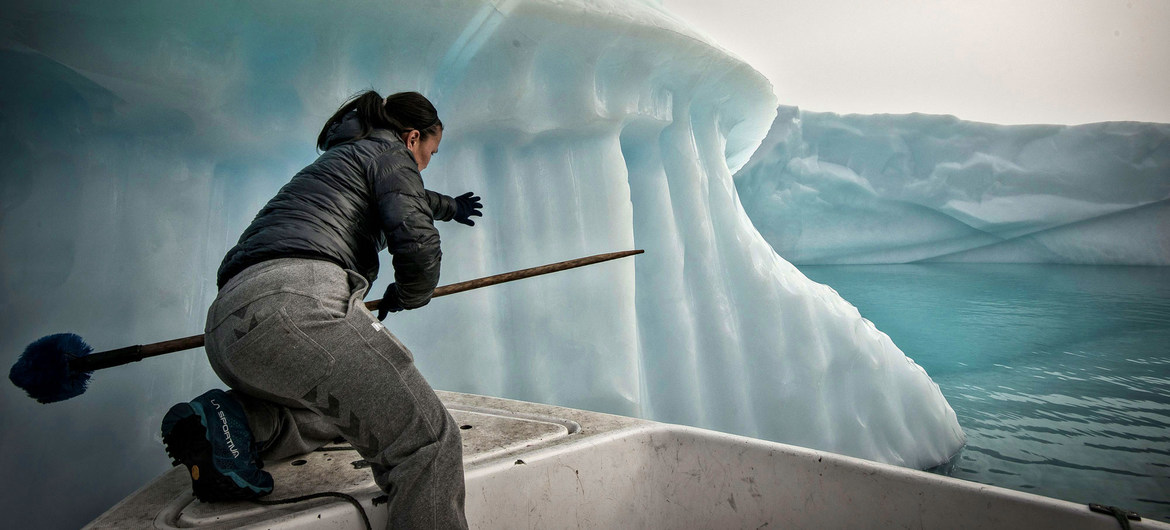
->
[316,90,443,150]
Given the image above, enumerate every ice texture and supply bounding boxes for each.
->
[735,106,1170,264]
[0,2,964,525]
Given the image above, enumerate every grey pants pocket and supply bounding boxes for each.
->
[222,308,336,401]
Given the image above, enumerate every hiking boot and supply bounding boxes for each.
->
[161,389,273,502]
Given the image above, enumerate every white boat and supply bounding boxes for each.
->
[87,391,1165,529]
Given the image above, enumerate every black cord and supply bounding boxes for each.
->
[252,491,372,530]
[1089,503,1140,530]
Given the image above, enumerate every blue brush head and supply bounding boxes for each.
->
[9,333,94,404]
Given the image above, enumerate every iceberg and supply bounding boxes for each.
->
[0,1,963,526]
[735,106,1170,264]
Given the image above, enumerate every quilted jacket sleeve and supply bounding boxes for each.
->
[425,189,457,222]
[368,150,442,309]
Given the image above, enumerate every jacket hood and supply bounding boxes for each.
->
[323,110,364,150]
[323,110,404,150]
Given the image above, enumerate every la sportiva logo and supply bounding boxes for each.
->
[210,398,241,458]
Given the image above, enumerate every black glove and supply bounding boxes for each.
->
[453,191,483,226]
[377,283,406,321]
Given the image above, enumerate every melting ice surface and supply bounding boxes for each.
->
[735,106,1170,265]
[1,1,963,526]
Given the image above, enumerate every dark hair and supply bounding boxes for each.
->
[316,90,443,150]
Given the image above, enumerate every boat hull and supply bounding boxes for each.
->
[87,392,1165,529]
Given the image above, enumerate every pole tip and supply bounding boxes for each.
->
[9,333,94,404]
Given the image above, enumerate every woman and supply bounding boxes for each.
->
[160,90,480,529]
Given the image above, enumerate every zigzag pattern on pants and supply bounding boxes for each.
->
[301,386,382,453]
[228,306,262,341]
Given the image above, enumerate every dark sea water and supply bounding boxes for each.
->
[799,264,1170,522]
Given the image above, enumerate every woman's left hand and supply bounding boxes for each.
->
[453,192,483,226]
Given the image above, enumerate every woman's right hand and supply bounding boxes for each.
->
[377,283,406,320]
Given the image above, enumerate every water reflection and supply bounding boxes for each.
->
[800,264,1170,522]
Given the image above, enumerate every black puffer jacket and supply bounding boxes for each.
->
[217,112,456,309]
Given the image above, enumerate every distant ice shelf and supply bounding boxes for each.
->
[734,106,1170,265]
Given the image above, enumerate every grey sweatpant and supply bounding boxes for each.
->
[203,258,467,529]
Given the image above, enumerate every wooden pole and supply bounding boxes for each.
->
[69,249,643,373]
[363,249,643,310]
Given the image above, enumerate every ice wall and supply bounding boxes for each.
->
[1,1,963,526]
[735,106,1170,264]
